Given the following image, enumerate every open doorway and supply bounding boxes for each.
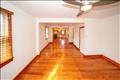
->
[52,27,69,44]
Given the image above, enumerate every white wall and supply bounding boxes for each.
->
[118,2,120,63]
[36,19,41,55]
[68,26,74,43]
[73,26,80,48]
[82,16,119,63]
[1,1,37,79]
[80,28,85,53]
[38,24,49,54]
[100,15,119,63]
[83,19,103,55]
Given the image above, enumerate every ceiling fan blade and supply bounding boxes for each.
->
[93,0,120,6]
[63,0,83,6]
[63,4,80,9]
[77,11,84,17]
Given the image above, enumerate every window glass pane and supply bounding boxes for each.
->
[1,12,8,36]
[61,30,64,35]
[0,12,8,61]
[45,27,49,39]
[46,28,48,33]
[46,34,48,39]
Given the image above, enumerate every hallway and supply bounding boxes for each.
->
[1,1,120,80]
[15,39,120,80]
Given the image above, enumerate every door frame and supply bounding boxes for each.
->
[79,26,84,49]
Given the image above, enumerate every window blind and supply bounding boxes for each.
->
[0,8,13,67]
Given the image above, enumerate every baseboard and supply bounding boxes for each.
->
[73,44,80,50]
[49,42,53,44]
[69,42,73,44]
[101,55,120,68]
[40,42,51,53]
[83,54,120,68]
[0,58,13,68]
[13,55,38,80]
[83,54,103,58]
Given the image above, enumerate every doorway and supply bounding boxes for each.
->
[52,27,69,44]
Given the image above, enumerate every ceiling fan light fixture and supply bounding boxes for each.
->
[75,0,100,5]
[82,1,90,5]
[81,4,92,11]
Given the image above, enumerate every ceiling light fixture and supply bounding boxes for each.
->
[81,4,92,11]
[76,0,99,4]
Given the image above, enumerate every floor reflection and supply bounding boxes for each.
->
[47,53,64,80]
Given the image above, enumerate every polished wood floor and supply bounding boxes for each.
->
[15,39,120,80]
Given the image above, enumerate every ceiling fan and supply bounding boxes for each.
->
[63,0,119,17]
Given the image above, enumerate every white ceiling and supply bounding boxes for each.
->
[8,1,119,18]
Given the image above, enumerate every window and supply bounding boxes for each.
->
[61,30,65,35]
[0,7,13,68]
[45,26,49,40]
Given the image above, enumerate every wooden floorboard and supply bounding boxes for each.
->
[14,39,120,80]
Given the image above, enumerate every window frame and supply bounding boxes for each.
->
[45,26,49,40]
[0,7,14,68]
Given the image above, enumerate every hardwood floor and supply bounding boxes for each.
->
[14,39,120,80]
